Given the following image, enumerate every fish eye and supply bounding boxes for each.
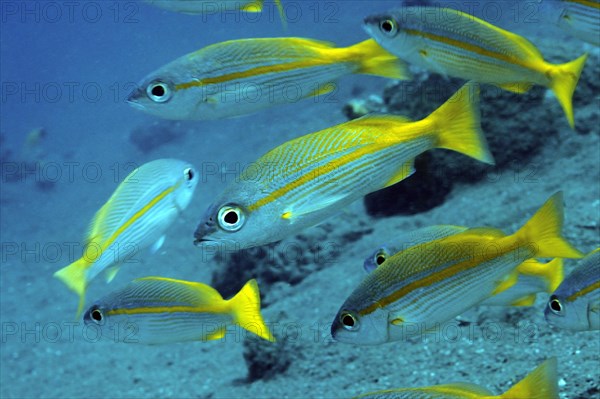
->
[549,295,563,315]
[374,250,387,266]
[340,311,359,331]
[146,81,172,103]
[183,167,195,181]
[217,205,245,232]
[89,307,105,325]
[379,19,398,36]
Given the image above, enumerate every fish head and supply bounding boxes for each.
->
[544,293,590,331]
[363,11,420,58]
[331,305,389,345]
[363,245,393,273]
[128,61,206,120]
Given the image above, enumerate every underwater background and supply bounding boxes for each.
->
[1,0,599,398]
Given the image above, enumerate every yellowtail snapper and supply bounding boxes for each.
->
[545,248,600,331]
[128,38,409,120]
[353,357,558,399]
[84,277,275,344]
[194,82,493,249]
[364,7,588,128]
[364,225,564,307]
[332,192,583,345]
[54,159,199,318]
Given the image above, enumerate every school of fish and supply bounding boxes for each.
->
[51,1,599,397]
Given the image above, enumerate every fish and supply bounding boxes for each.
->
[54,159,199,317]
[83,277,275,344]
[364,7,588,128]
[145,0,284,18]
[331,192,583,345]
[127,38,409,120]
[557,0,600,46]
[545,248,600,331]
[194,82,494,249]
[353,357,558,399]
[363,226,565,307]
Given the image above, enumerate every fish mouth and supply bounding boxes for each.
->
[193,237,215,246]
[126,87,145,107]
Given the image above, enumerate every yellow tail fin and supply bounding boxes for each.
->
[53,258,88,318]
[500,358,559,399]
[349,39,410,80]
[549,53,588,129]
[229,279,275,342]
[514,192,583,259]
[428,82,494,164]
[518,258,565,292]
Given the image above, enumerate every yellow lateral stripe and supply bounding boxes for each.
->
[565,0,600,9]
[359,251,496,316]
[247,140,395,212]
[106,305,223,316]
[174,59,336,90]
[96,182,180,255]
[567,281,600,302]
[405,28,533,70]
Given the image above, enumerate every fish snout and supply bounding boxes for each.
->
[126,86,145,105]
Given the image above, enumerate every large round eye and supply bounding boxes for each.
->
[374,249,388,266]
[146,81,172,103]
[379,19,398,36]
[217,205,245,232]
[340,311,359,331]
[548,295,563,315]
[90,307,105,325]
[183,167,195,182]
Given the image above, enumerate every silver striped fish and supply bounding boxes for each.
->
[83,277,275,344]
[364,6,588,128]
[54,159,199,317]
[332,192,583,345]
[557,0,600,46]
[194,82,493,249]
[545,248,600,331]
[363,226,565,307]
[128,37,408,120]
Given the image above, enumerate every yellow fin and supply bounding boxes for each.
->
[427,82,494,165]
[513,192,583,259]
[54,258,88,319]
[229,279,275,342]
[104,266,120,283]
[510,294,537,307]
[498,82,533,93]
[384,160,415,188]
[204,327,227,341]
[307,82,336,97]
[391,318,404,326]
[492,271,519,296]
[548,53,588,129]
[240,1,263,12]
[517,258,564,292]
[348,39,411,80]
[501,358,558,399]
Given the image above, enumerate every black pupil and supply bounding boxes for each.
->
[224,210,239,225]
[151,84,165,97]
[376,255,386,265]
[342,314,355,327]
[185,169,194,180]
[381,20,393,32]
[92,309,102,321]
[550,299,561,312]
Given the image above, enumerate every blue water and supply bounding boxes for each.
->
[1,1,599,398]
